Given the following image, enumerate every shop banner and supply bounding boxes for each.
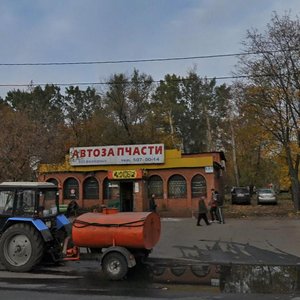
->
[70,144,164,166]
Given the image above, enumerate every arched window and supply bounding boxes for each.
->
[103,178,110,199]
[191,175,207,198]
[83,177,99,199]
[46,178,58,186]
[148,175,163,198]
[168,175,186,198]
[63,178,79,199]
[45,178,59,201]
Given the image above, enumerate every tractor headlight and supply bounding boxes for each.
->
[45,220,52,228]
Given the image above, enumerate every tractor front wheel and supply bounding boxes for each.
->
[0,223,44,272]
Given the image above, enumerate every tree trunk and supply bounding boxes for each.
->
[205,113,213,152]
[230,118,240,187]
[290,171,300,210]
[168,110,176,148]
[285,145,300,210]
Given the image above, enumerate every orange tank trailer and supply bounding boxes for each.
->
[72,208,161,250]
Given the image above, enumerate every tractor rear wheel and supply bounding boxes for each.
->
[0,223,44,272]
[102,252,128,280]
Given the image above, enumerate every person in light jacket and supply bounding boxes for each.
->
[209,188,219,222]
[215,190,225,224]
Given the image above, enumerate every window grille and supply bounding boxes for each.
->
[83,177,99,199]
[168,175,186,198]
[148,175,163,198]
[63,178,79,199]
[192,175,207,198]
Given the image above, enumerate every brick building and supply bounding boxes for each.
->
[38,144,226,217]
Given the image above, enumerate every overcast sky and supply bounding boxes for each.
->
[1,0,300,98]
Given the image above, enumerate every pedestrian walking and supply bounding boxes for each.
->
[149,193,157,212]
[66,199,79,217]
[196,196,210,226]
[215,190,225,224]
[209,189,219,222]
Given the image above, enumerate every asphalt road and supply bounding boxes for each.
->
[151,217,300,265]
[0,217,300,298]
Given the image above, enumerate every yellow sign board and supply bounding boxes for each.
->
[108,169,143,180]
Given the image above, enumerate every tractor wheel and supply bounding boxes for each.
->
[102,252,128,280]
[0,223,44,272]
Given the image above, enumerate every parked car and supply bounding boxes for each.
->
[257,188,277,205]
[231,187,251,204]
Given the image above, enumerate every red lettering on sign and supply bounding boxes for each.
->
[102,148,107,156]
[141,146,147,155]
[155,145,163,155]
[117,147,124,156]
[148,145,154,155]
[93,149,100,157]
[71,149,79,158]
[125,147,132,155]
[80,149,86,158]
[87,149,93,157]
[133,147,140,155]
[107,148,115,156]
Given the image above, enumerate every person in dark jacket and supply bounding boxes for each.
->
[149,194,157,212]
[196,196,210,226]
[66,199,79,217]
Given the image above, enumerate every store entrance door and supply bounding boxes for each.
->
[120,181,133,212]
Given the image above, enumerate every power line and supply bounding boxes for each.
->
[0,48,295,88]
[0,73,275,88]
[0,49,298,67]
[0,54,239,66]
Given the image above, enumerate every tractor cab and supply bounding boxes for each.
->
[0,182,60,230]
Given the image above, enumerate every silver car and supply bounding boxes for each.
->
[257,188,277,205]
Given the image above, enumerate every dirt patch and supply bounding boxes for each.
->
[157,194,300,219]
[223,199,299,219]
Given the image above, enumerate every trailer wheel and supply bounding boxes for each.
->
[102,252,128,280]
[0,223,44,272]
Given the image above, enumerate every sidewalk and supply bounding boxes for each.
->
[150,217,300,265]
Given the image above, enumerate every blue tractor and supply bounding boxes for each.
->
[0,182,73,272]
